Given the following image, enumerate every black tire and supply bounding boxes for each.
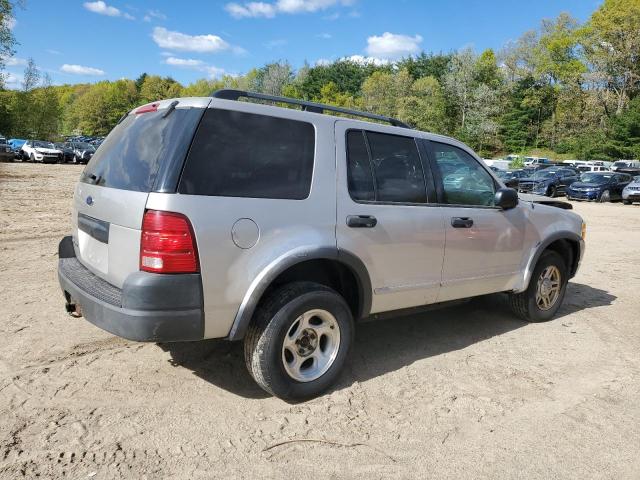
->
[244,282,354,401]
[599,190,610,203]
[508,251,568,323]
[623,200,631,205]
[29,153,35,163]
[547,185,557,197]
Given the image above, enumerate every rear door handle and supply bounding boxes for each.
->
[347,215,377,228]
[451,217,474,228]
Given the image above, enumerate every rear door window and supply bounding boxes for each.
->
[346,129,427,204]
[179,109,315,200]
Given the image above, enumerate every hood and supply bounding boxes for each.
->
[34,148,60,154]
[570,182,607,189]
[518,192,573,210]
[520,176,552,184]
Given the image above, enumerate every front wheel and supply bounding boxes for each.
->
[599,190,611,203]
[547,185,557,197]
[623,200,631,205]
[244,282,354,401]
[509,251,568,322]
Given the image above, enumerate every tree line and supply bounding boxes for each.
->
[1,0,639,160]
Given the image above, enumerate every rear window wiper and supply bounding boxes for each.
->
[162,100,179,119]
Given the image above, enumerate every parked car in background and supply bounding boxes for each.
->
[0,137,14,162]
[495,169,528,188]
[20,140,62,163]
[567,172,632,202]
[615,166,640,177]
[54,143,75,163]
[56,90,585,400]
[611,160,640,172]
[524,157,553,168]
[518,167,579,197]
[577,165,611,173]
[8,139,26,158]
[562,160,588,168]
[65,141,96,164]
[622,176,640,205]
[484,159,510,171]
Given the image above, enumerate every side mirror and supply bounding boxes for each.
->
[495,188,519,210]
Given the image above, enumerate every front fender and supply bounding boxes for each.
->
[513,230,584,293]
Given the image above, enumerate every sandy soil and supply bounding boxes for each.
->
[0,162,639,479]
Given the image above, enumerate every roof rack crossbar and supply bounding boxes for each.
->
[211,89,410,128]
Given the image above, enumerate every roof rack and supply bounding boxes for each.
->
[211,89,411,129]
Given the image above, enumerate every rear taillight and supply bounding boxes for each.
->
[140,210,199,274]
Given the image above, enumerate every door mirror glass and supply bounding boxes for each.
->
[495,188,519,210]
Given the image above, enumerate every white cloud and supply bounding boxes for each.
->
[152,27,243,54]
[60,64,105,75]
[83,1,135,19]
[2,16,16,30]
[143,9,167,22]
[2,72,23,89]
[225,0,353,18]
[365,32,422,60]
[317,32,332,39]
[315,58,332,66]
[3,56,27,67]
[163,56,228,79]
[342,54,389,66]
[46,49,62,55]
[165,57,204,67]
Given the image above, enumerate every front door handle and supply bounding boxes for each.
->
[347,215,377,228]
[451,217,474,228]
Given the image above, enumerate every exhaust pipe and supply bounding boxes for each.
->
[65,301,83,318]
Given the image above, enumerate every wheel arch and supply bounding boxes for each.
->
[227,247,372,341]
[516,231,583,293]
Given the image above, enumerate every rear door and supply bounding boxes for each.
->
[72,99,208,288]
[335,121,445,313]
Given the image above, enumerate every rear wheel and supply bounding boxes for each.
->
[547,185,557,197]
[509,251,568,322]
[599,190,610,203]
[244,282,354,401]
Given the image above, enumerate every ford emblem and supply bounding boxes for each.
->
[86,196,93,206]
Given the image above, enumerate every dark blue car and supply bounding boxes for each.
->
[567,172,633,202]
[517,167,579,197]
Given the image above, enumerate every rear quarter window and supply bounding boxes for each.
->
[178,109,315,200]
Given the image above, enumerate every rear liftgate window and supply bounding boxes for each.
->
[80,108,204,192]
[179,109,315,200]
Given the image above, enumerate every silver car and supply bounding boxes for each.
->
[58,90,586,400]
[622,175,640,204]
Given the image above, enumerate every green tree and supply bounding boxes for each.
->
[139,75,182,103]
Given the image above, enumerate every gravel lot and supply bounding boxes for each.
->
[1,162,639,479]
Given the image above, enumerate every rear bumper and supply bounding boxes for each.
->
[57,236,204,342]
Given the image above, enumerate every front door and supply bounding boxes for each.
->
[335,121,446,314]
[425,140,527,302]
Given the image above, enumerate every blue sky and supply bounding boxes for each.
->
[3,0,603,88]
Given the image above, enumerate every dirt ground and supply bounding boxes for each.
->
[0,162,639,479]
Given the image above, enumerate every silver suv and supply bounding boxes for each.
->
[58,90,586,400]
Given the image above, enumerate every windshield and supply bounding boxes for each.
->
[580,173,612,184]
[33,141,54,148]
[76,142,95,150]
[496,171,514,179]
[613,161,628,167]
[531,170,556,179]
